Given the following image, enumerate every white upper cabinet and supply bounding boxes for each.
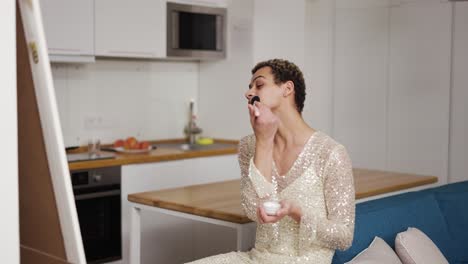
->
[40,0,95,62]
[95,0,166,58]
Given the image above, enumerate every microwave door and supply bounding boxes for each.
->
[167,2,226,59]
[178,12,217,50]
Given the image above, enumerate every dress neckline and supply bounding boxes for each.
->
[272,130,320,178]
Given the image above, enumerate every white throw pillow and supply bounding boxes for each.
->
[395,227,449,264]
[345,236,402,264]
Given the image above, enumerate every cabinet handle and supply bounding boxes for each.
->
[74,190,120,200]
[48,48,87,55]
[107,50,156,56]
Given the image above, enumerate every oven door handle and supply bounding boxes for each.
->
[75,190,121,200]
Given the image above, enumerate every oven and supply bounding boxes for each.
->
[71,166,121,264]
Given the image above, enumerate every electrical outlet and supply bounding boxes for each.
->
[96,116,103,127]
[84,115,114,130]
[84,116,97,130]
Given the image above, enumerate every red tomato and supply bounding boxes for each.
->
[114,139,124,148]
[126,137,138,149]
[139,141,150,150]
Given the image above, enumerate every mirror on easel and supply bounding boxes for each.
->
[17,0,86,263]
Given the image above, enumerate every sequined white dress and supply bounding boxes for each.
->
[188,131,355,264]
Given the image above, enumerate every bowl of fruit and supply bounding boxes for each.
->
[113,137,152,154]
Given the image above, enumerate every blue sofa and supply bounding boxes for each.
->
[332,181,468,264]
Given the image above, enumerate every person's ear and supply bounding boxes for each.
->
[283,81,294,97]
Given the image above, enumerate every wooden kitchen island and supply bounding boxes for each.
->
[127,168,437,264]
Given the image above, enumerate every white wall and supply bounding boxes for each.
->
[199,0,309,140]
[387,1,451,183]
[52,60,199,146]
[198,0,254,139]
[449,2,468,183]
[333,1,390,170]
[303,0,335,134]
[316,0,453,184]
[201,0,458,185]
[253,0,306,69]
[0,0,19,263]
[202,0,337,140]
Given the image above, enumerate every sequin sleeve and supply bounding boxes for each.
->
[238,136,275,222]
[298,144,355,251]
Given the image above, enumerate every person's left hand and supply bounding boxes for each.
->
[257,200,301,224]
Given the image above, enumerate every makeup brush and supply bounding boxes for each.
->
[250,95,260,105]
[250,96,260,117]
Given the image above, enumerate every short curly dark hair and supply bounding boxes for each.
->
[251,59,306,113]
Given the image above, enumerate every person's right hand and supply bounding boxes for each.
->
[247,101,278,143]
[256,200,301,224]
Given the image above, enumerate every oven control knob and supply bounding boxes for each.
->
[93,174,102,182]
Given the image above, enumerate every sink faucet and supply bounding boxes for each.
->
[184,100,202,145]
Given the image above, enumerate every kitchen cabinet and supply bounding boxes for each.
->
[120,155,240,264]
[95,0,166,59]
[40,0,95,62]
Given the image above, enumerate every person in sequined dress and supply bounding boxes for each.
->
[188,59,355,264]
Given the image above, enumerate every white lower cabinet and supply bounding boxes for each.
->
[115,155,241,264]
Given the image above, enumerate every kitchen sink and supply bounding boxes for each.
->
[154,142,237,151]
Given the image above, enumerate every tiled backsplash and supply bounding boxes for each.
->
[52,59,199,147]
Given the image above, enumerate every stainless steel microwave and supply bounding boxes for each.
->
[167,2,227,59]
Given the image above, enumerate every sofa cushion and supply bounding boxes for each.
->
[333,192,452,264]
[395,227,449,264]
[428,180,468,194]
[435,191,468,261]
[345,236,402,264]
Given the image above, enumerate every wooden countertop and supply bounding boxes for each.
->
[67,139,238,171]
[128,169,438,224]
